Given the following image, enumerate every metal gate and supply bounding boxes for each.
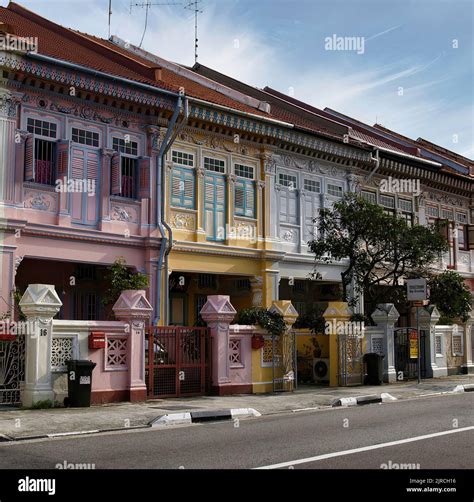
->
[0,334,26,405]
[272,331,296,392]
[337,335,364,386]
[394,328,426,380]
[145,327,210,398]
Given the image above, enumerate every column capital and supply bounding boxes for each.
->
[19,284,62,321]
[15,129,29,144]
[371,303,400,324]
[270,300,298,326]
[101,148,115,159]
[200,295,237,323]
[261,151,276,175]
[0,87,18,119]
[112,290,153,321]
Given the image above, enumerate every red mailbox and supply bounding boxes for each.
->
[88,331,106,349]
[251,335,265,350]
[0,333,16,341]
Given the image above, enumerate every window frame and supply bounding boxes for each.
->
[26,117,59,140]
[361,191,377,204]
[71,127,100,148]
[111,135,141,199]
[278,172,298,189]
[326,182,344,198]
[303,178,321,194]
[204,156,226,173]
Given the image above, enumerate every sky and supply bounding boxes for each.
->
[2,0,473,158]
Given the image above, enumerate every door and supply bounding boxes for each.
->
[70,146,100,226]
[170,294,187,326]
[204,174,226,241]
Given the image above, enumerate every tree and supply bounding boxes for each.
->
[429,270,472,323]
[308,193,449,313]
[102,257,149,312]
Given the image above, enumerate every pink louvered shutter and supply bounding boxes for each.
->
[56,140,70,181]
[86,150,100,224]
[24,134,35,181]
[71,148,84,179]
[87,152,99,193]
[111,153,122,195]
[138,156,151,199]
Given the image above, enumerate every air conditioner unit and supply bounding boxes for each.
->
[313,358,330,383]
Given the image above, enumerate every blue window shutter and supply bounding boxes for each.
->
[235,179,255,218]
[171,167,195,208]
[245,181,255,218]
[205,174,226,241]
[235,180,245,216]
[182,169,195,208]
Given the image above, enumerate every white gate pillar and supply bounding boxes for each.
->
[19,284,62,407]
[419,305,443,377]
[461,310,474,374]
[371,304,399,383]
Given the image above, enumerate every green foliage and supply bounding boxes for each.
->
[293,307,326,333]
[429,270,472,323]
[28,399,61,409]
[102,257,149,308]
[236,307,286,337]
[308,193,449,308]
[0,289,26,321]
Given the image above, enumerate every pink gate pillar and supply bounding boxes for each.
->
[200,295,237,395]
[19,284,62,407]
[113,290,153,402]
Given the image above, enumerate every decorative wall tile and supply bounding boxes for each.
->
[24,190,57,212]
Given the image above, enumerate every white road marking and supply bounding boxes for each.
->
[255,426,474,469]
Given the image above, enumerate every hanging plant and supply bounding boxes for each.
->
[236,307,286,337]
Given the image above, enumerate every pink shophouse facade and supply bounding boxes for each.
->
[0,48,181,322]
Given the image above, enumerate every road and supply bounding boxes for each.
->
[0,393,473,470]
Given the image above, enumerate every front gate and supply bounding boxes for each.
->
[272,331,296,392]
[337,335,364,386]
[0,334,26,405]
[394,328,427,379]
[146,327,210,398]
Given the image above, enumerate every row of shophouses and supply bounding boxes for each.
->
[0,2,473,405]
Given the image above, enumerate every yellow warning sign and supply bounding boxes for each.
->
[409,331,418,359]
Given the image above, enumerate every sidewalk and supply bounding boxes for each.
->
[1,375,472,440]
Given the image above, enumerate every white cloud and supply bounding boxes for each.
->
[6,0,472,158]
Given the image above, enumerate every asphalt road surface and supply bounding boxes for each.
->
[0,393,473,470]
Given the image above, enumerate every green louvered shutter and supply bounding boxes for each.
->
[205,174,226,241]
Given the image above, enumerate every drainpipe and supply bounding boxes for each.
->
[365,148,380,184]
[162,98,189,325]
[154,97,189,325]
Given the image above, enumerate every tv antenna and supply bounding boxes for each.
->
[130,1,182,48]
[184,1,203,64]
[108,0,112,39]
